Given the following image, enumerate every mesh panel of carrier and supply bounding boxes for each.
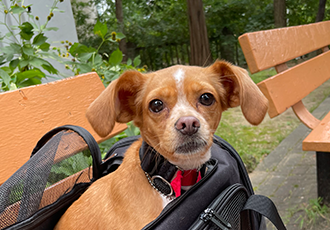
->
[208,188,248,230]
[0,130,93,229]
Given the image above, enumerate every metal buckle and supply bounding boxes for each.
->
[151,175,174,197]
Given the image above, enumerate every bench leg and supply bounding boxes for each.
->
[316,151,330,204]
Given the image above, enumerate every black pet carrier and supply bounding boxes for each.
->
[0,125,286,230]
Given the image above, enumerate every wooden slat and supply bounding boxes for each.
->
[257,50,330,118]
[303,112,330,152]
[239,21,330,73]
[0,73,127,185]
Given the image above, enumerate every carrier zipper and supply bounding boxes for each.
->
[199,208,231,230]
[189,184,242,230]
[142,159,218,230]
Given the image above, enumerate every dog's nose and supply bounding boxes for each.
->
[175,116,200,136]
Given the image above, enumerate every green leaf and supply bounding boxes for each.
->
[9,83,17,91]
[68,42,79,54]
[0,55,6,64]
[19,59,29,68]
[41,63,58,74]
[39,42,50,52]
[6,54,13,62]
[104,70,120,82]
[133,55,141,67]
[127,58,132,66]
[16,69,45,84]
[93,20,108,39]
[18,77,42,88]
[69,43,96,61]
[109,48,123,66]
[9,59,19,70]
[0,68,11,86]
[33,33,48,46]
[29,58,57,74]
[1,66,11,74]
[93,54,103,66]
[10,6,25,14]
[22,45,34,56]
[75,63,92,74]
[116,32,126,40]
[29,57,48,67]
[78,53,93,62]
[19,22,34,40]
[0,43,21,55]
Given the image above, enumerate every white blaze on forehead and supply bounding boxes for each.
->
[173,68,185,89]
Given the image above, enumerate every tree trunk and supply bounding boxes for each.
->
[186,0,212,66]
[115,0,127,62]
[316,0,327,22]
[274,0,286,28]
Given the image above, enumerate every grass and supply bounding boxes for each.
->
[249,68,277,84]
[285,198,330,229]
[215,110,299,172]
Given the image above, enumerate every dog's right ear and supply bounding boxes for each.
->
[86,71,146,137]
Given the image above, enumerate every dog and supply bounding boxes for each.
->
[55,60,268,230]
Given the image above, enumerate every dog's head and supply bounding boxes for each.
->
[86,61,268,170]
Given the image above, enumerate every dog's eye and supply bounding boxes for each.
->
[199,93,215,106]
[149,99,164,113]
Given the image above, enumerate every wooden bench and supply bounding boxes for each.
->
[0,73,127,228]
[239,21,330,203]
[0,73,127,186]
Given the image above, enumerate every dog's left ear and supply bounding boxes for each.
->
[209,61,268,125]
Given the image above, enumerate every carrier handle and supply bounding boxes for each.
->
[30,125,103,180]
[242,194,286,230]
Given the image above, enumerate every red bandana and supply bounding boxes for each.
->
[170,169,202,197]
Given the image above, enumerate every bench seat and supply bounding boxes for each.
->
[303,112,330,152]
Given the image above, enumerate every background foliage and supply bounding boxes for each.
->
[72,0,329,70]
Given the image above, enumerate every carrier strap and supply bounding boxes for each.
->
[243,195,286,230]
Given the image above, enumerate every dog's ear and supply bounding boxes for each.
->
[86,71,146,137]
[209,60,268,125]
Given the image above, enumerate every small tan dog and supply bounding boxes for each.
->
[55,60,268,230]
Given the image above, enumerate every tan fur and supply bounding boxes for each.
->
[55,61,268,230]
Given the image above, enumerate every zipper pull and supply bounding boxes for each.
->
[200,208,232,230]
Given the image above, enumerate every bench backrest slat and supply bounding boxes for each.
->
[0,73,127,185]
[239,21,330,73]
[257,50,330,117]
